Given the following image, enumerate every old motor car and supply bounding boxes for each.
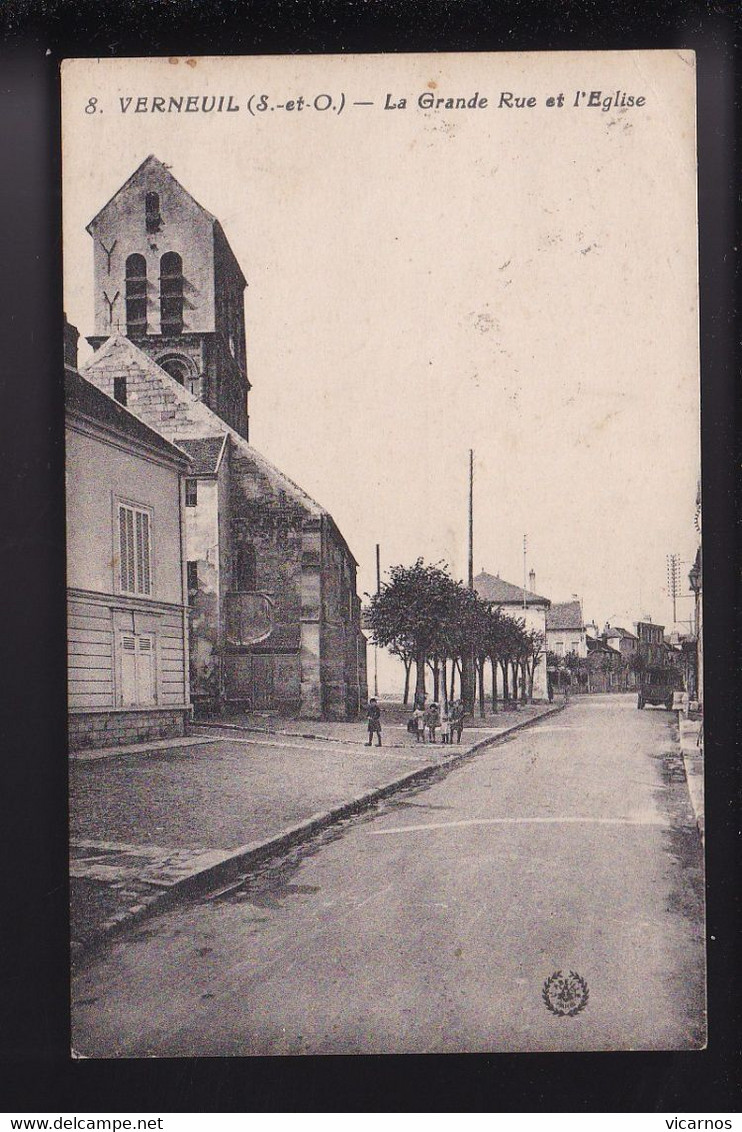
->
[637,665,682,710]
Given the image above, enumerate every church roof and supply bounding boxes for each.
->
[545,600,583,631]
[474,571,550,608]
[81,335,357,563]
[65,367,190,467]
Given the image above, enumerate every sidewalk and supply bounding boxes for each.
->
[70,701,562,956]
[678,715,704,841]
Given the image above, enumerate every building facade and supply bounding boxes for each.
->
[65,326,191,749]
[474,571,550,700]
[83,336,367,719]
[602,625,639,688]
[635,620,666,668]
[545,600,586,659]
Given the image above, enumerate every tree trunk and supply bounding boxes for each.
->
[490,656,498,713]
[449,660,457,705]
[441,657,448,711]
[461,652,475,714]
[402,658,412,705]
[432,657,440,703]
[415,649,426,702]
[501,659,509,702]
[477,657,486,717]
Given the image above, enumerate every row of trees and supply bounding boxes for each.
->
[546,647,648,692]
[366,559,545,716]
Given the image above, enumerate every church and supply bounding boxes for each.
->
[82,155,367,720]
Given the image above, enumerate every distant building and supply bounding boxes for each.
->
[585,635,623,692]
[65,322,191,749]
[545,600,586,659]
[602,624,639,689]
[83,336,367,719]
[689,479,703,709]
[474,571,550,700]
[635,620,666,668]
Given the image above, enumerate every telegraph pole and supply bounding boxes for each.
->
[468,449,474,591]
[374,543,380,698]
[523,534,528,610]
[463,450,475,713]
[666,553,680,627]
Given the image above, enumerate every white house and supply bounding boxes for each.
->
[474,571,550,700]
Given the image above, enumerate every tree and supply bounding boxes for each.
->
[389,637,415,704]
[366,559,463,702]
[521,628,546,702]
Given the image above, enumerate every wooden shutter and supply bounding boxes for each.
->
[136,635,155,704]
[120,632,156,706]
[135,510,151,594]
[120,633,137,705]
[118,504,151,595]
[119,506,135,593]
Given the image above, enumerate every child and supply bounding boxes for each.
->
[425,702,440,744]
[412,705,426,743]
[365,698,382,747]
[451,700,465,743]
[439,705,452,745]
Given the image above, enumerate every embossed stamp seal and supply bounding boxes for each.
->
[542,970,589,1016]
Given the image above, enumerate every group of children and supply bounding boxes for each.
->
[364,697,466,747]
[410,700,465,744]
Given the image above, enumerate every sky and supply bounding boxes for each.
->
[61,52,701,646]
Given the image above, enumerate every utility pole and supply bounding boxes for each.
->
[666,553,680,627]
[374,543,380,698]
[468,448,474,591]
[522,534,527,610]
[463,450,475,713]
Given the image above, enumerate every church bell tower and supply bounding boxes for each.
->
[87,154,251,440]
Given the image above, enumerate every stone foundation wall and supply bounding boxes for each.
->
[69,708,188,750]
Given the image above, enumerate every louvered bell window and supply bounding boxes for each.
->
[118,504,152,595]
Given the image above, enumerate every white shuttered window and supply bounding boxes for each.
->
[120,633,156,706]
[118,504,152,595]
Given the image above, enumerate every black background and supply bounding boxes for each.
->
[0,0,738,1113]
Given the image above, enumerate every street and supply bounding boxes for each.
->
[72,694,705,1056]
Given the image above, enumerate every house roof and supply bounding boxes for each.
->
[81,335,358,564]
[65,367,190,467]
[586,635,620,657]
[474,571,550,608]
[177,436,227,476]
[545,600,583,631]
[604,625,638,641]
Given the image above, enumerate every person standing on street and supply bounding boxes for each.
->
[366,698,382,746]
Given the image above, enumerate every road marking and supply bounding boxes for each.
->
[367,815,664,835]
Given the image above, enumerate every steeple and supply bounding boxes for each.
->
[86,155,251,440]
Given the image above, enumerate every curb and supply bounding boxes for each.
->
[675,710,705,843]
[192,719,350,745]
[72,702,565,962]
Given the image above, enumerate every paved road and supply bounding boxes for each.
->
[72,695,705,1056]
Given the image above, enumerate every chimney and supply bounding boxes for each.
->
[528,568,536,592]
[63,315,79,372]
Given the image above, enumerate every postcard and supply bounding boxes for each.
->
[62,51,704,1056]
